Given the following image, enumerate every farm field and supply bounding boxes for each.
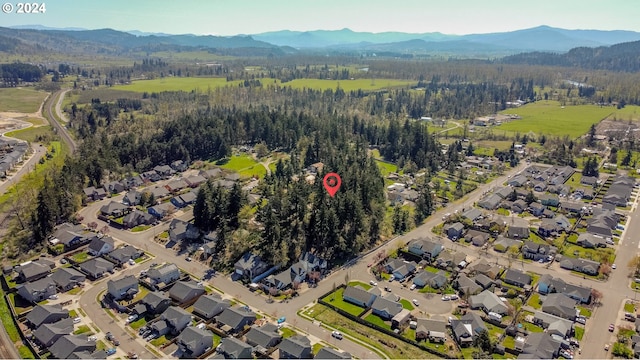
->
[496,100,614,138]
[0,88,49,113]
[605,105,640,121]
[111,76,415,93]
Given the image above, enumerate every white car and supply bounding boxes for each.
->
[410,284,417,290]
[450,294,459,300]
[128,259,136,265]
[441,295,451,301]
[331,331,343,340]
[127,315,138,323]
[612,264,617,269]
[88,335,97,341]
[369,280,378,286]
[73,317,82,324]
[48,294,58,300]
[412,299,420,306]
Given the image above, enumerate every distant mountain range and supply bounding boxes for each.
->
[3,24,640,59]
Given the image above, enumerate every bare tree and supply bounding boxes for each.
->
[591,288,603,306]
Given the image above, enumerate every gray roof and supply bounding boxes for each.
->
[315,347,352,359]
[88,236,114,253]
[161,306,191,327]
[462,208,482,221]
[108,245,142,263]
[193,294,230,319]
[451,312,487,342]
[470,290,508,314]
[416,318,447,335]
[278,335,311,358]
[107,275,138,293]
[50,267,85,288]
[218,337,252,358]
[216,306,256,330]
[538,275,591,302]
[99,201,127,215]
[542,293,578,319]
[245,323,281,348]
[18,261,51,280]
[456,274,482,295]
[79,257,114,277]
[151,319,169,333]
[49,335,96,359]
[32,318,74,347]
[521,332,561,359]
[533,311,573,336]
[26,304,69,328]
[342,285,376,306]
[371,296,403,317]
[147,263,179,281]
[178,326,213,353]
[142,291,170,309]
[503,269,532,286]
[168,280,205,303]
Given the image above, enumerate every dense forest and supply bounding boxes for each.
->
[0,62,42,86]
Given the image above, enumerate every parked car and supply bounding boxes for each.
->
[60,258,68,264]
[450,294,459,300]
[612,264,617,269]
[604,344,610,351]
[369,280,377,286]
[441,295,451,301]
[127,315,138,323]
[410,284,417,290]
[106,332,114,341]
[331,331,343,340]
[88,336,97,341]
[412,299,420,306]
[128,259,136,265]
[73,317,82,324]
[106,348,117,356]
[186,257,192,262]
[608,323,615,332]
[48,294,58,300]
[277,316,286,324]
[575,317,586,325]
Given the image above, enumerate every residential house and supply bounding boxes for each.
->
[342,285,378,308]
[548,184,571,197]
[100,201,129,217]
[537,275,591,304]
[185,175,206,188]
[415,318,448,342]
[50,267,85,292]
[131,303,147,317]
[538,219,560,238]
[576,233,606,248]
[462,208,482,222]
[493,236,521,253]
[533,311,573,337]
[554,215,572,231]
[278,335,313,359]
[151,320,170,337]
[520,332,562,359]
[559,257,600,276]
[147,263,181,287]
[541,293,578,320]
[32,318,74,348]
[217,337,253,359]
[478,194,502,210]
[507,174,528,187]
[17,277,57,303]
[49,335,96,359]
[561,201,584,215]
[172,191,197,207]
[469,259,503,280]
[193,295,231,320]
[202,240,217,256]
[529,202,546,217]
[107,245,143,265]
[450,312,487,347]
[83,186,107,202]
[407,238,443,259]
[466,230,490,246]
[472,274,494,290]
[511,199,527,214]
[17,261,51,282]
[107,275,139,301]
[216,306,257,333]
[122,176,144,189]
[581,176,598,187]
[299,252,328,273]
[413,271,447,289]
[586,210,618,238]
[154,165,175,178]
[165,179,188,193]
[224,173,241,182]
[79,258,114,279]
[445,222,465,240]
[122,209,155,229]
[506,225,529,239]
[539,194,560,207]
[87,236,115,256]
[455,274,482,296]
[391,261,417,281]
[533,182,547,192]
[391,309,412,328]
[234,252,270,282]
[177,326,213,358]
[470,290,508,314]
[581,187,595,200]
[522,241,555,261]
[371,297,403,320]
[503,269,531,288]
[169,219,200,242]
[315,348,352,359]
[161,306,192,334]
[245,323,282,351]
[25,304,69,328]
[435,251,466,270]
[168,280,205,305]
[123,190,141,206]
[170,159,188,172]
[148,202,174,219]
[141,291,172,315]
[495,186,514,199]
[199,168,222,179]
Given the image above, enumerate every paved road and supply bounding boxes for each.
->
[44,89,76,153]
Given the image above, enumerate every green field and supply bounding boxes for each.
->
[111,76,415,93]
[606,105,640,121]
[4,125,56,143]
[496,101,614,138]
[217,154,266,179]
[0,88,48,113]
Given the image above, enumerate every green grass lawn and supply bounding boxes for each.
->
[575,325,585,341]
[217,154,266,179]
[71,251,90,263]
[376,160,397,177]
[0,291,20,342]
[312,343,324,355]
[527,293,542,309]
[400,299,415,310]
[67,287,83,295]
[131,225,152,232]
[69,309,78,318]
[625,302,636,313]
[18,345,35,359]
[497,100,614,138]
[364,314,391,330]
[95,340,107,351]
[523,322,544,333]
[503,335,516,349]
[0,88,49,113]
[321,288,366,316]
[129,317,147,330]
[347,281,372,290]
[577,306,592,318]
[150,335,168,347]
[280,327,297,339]
[3,125,57,143]
[72,325,92,335]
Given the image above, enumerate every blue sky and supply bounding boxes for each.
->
[3,0,640,35]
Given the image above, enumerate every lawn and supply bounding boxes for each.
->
[312,343,324,355]
[0,88,49,113]
[503,335,516,349]
[496,100,614,138]
[71,251,90,263]
[69,309,78,318]
[3,125,56,143]
[0,291,20,342]
[347,281,372,290]
[129,317,147,330]
[72,325,92,335]
[217,155,266,179]
[527,293,542,309]
[321,288,366,317]
[523,322,544,333]
[577,306,592,318]
[18,345,35,359]
[131,225,152,232]
[376,160,397,177]
[625,302,636,313]
[399,299,415,310]
[95,340,107,351]
[574,326,585,341]
[364,314,391,330]
[280,327,297,339]
[150,335,169,347]
[67,287,83,295]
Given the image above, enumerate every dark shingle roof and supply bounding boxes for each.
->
[26,304,69,328]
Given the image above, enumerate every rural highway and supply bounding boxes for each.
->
[44,89,77,153]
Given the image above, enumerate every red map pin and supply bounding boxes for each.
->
[323,173,341,197]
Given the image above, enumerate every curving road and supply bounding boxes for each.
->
[44,89,77,153]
